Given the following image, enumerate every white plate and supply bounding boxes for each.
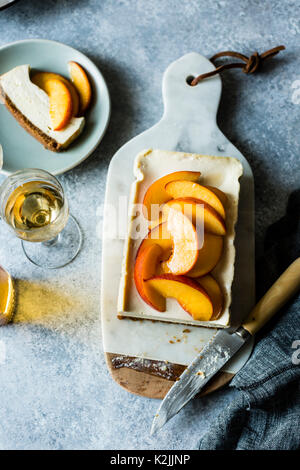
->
[0,39,110,175]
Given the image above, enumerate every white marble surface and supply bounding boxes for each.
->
[102,54,254,372]
[0,0,299,451]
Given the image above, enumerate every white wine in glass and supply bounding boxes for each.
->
[0,169,82,269]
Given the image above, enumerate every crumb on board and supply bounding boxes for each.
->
[196,371,206,378]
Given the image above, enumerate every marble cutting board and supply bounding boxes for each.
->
[101,53,255,394]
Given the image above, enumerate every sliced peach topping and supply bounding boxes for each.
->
[134,171,227,321]
[146,274,213,321]
[196,274,223,320]
[139,211,199,275]
[188,233,223,278]
[137,222,172,261]
[162,197,226,236]
[161,209,198,275]
[206,186,227,207]
[165,180,226,219]
[134,244,165,311]
[143,171,200,220]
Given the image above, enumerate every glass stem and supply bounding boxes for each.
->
[43,234,60,247]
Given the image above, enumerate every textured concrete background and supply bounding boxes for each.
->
[0,0,299,450]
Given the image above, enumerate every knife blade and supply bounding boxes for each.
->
[151,258,300,435]
[150,326,249,435]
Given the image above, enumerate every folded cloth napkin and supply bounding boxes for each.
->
[199,190,300,450]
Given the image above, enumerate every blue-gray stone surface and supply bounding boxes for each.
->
[0,0,299,450]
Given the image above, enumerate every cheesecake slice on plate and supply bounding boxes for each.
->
[0,65,85,152]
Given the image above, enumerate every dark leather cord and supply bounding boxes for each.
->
[190,45,286,86]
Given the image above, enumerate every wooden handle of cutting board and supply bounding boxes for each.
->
[242,258,300,336]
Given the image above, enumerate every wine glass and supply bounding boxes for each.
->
[0,169,82,269]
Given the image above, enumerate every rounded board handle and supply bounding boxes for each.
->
[162,52,221,123]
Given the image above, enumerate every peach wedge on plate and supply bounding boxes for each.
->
[32,77,73,131]
[68,61,92,114]
[32,72,80,117]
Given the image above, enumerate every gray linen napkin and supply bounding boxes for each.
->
[199,189,300,450]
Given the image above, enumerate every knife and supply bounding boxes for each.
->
[151,257,300,435]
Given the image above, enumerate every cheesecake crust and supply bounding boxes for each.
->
[0,85,63,152]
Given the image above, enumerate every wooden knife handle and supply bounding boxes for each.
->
[242,258,300,336]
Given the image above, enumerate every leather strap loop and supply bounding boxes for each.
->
[190,45,285,86]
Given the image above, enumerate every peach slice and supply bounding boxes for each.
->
[165,180,226,219]
[33,77,73,130]
[161,209,199,275]
[162,197,226,236]
[138,211,199,275]
[68,61,92,114]
[138,222,172,261]
[32,72,80,117]
[188,233,224,277]
[143,171,200,220]
[206,186,227,207]
[196,274,223,320]
[146,274,213,321]
[134,244,165,311]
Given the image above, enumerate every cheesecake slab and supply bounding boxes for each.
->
[118,149,243,327]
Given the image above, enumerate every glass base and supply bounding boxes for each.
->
[21,215,82,269]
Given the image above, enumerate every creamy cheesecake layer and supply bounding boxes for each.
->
[0,65,85,151]
[118,149,243,328]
